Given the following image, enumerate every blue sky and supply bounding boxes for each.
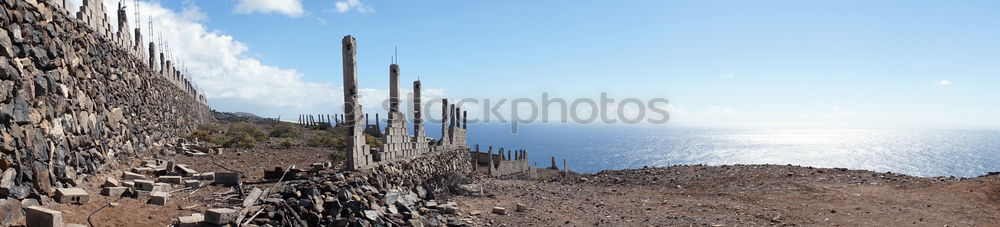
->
[72,0,1000,129]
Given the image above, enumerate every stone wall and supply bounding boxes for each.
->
[360,147,473,194]
[0,0,211,199]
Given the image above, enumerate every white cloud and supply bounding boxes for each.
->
[60,1,365,113]
[332,0,373,13]
[704,106,736,115]
[831,106,855,116]
[234,0,304,17]
[721,74,734,78]
[937,80,952,85]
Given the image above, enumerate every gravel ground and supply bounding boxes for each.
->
[457,165,1000,226]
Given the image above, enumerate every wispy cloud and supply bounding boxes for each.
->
[233,0,304,17]
[936,80,952,86]
[721,74,734,78]
[831,106,855,116]
[331,0,374,13]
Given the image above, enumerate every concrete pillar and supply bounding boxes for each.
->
[412,80,424,141]
[450,105,456,128]
[148,42,156,70]
[159,52,165,73]
[389,64,400,116]
[343,35,369,170]
[441,99,448,144]
[474,145,480,171]
[488,146,494,175]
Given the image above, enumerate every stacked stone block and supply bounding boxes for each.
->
[0,0,212,199]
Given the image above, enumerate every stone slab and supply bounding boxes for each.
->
[134,180,155,191]
[25,206,62,227]
[101,187,127,197]
[54,188,89,204]
[157,176,183,184]
[177,213,203,227]
[122,171,144,181]
[149,191,168,206]
[205,208,237,225]
[214,172,240,186]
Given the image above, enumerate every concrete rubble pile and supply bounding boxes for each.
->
[0,0,212,213]
[173,148,475,227]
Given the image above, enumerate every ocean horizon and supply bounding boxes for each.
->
[449,124,1000,177]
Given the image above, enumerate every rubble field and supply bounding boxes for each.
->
[7,146,340,226]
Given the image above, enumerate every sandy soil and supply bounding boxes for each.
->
[457,165,1000,226]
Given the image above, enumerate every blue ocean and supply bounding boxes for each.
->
[445,124,1000,177]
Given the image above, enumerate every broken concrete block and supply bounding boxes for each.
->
[157,176,183,184]
[516,203,527,212]
[263,167,284,180]
[25,206,62,227]
[176,164,198,177]
[198,172,215,181]
[54,188,89,204]
[122,171,144,181]
[214,172,240,186]
[134,167,157,175]
[153,183,173,193]
[101,187,127,197]
[102,177,120,187]
[165,160,176,173]
[149,191,168,206]
[183,180,201,189]
[205,208,238,225]
[134,180,155,191]
[177,213,204,227]
[492,207,507,215]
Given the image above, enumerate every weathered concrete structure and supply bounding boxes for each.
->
[342,35,373,170]
[340,35,471,170]
[0,0,211,200]
[475,147,535,178]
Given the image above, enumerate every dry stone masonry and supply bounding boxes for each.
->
[0,0,211,202]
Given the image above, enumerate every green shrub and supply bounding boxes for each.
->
[279,138,298,148]
[269,125,303,138]
[306,131,345,148]
[197,124,224,133]
[220,131,258,148]
[365,135,382,148]
[215,123,266,148]
[228,123,267,142]
[185,130,213,142]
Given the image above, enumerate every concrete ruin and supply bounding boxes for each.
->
[471,146,536,178]
[336,36,534,179]
[341,35,472,170]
